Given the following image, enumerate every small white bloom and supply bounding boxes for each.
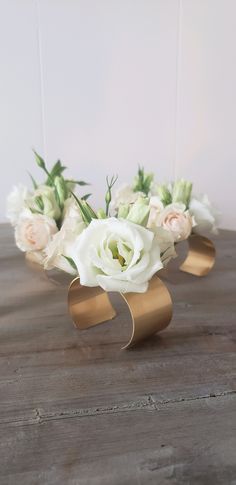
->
[71,217,164,293]
[6,184,31,225]
[15,210,58,252]
[189,194,219,235]
[111,184,142,213]
[44,216,85,275]
[152,202,194,242]
[147,196,164,228]
[44,197,85,274]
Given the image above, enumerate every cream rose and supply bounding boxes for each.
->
[71,218,164,293]
[152,203,194,242]
[6,184,31,226]
[15,211,58,252]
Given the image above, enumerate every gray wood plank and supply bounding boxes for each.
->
[0,395,236,485]
[0,224,236,484]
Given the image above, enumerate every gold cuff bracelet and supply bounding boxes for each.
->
[68,275,173,349]
[179,234,216,277]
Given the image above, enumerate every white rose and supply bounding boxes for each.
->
[71,217,164,293]
[189,194,219,235]
[44,216,85,275]
[111,184,142,213]
[6,184,31,225]
[153,203,194,242]
[29,185,61,220]
[147,196,164,228]
[15,210,58,252]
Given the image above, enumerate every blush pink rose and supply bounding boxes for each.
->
[15,211,58,252]
[155,203,193,242]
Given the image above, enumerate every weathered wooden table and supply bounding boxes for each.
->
[0,224,235,484]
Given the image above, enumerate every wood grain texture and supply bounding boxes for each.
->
[0,224,236,484]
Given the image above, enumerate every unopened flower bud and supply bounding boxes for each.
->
[172,179,192,207]
[157,184,172,206]
[97,208,106,219]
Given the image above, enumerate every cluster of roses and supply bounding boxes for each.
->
[7,157,219,294]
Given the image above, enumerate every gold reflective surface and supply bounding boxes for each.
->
[68,276,172,349]
[68,279,116,329]
[180,234,216,277]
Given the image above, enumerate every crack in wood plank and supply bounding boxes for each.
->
[1,390,235,427]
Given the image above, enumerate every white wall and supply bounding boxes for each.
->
[0,0,235,229]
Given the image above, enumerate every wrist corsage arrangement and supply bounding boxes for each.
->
[6,159,219,348]
[6,151,90,269]
[113,167,219,276]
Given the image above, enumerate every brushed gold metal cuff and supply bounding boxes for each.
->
[179,234,216,277]
[68,276,173,349]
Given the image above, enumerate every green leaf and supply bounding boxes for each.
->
[82,199,98,221]
[46,160,66,186]
[51,160,66,178]
[81,193,92,201]
[62,255,77,272]
[71,193,87,222]
[54,186,62,210]
[28,206,42,215]
[66,180,90,186]
[28,171,38,189]
[71,192,97,224]
[34,195,44,212]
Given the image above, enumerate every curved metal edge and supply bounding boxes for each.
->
[68,276,173,349]
[179,234,216,277]
[121,276,173,349]
[68,277,117,329]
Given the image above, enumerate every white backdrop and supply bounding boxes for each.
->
[0,0,236,229]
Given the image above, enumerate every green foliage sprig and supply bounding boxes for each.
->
[105,175,118,216]
[132,166,153,196]
[71,192,98,225]
[29,150,90,216]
